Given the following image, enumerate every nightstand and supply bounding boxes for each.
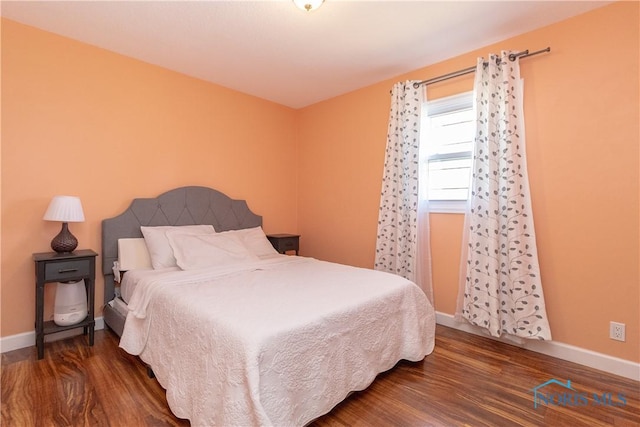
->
[32,249,98,359]
[266,234,300,255]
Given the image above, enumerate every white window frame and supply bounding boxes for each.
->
[422,91,474,214]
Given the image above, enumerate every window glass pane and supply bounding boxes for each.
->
[426,109,474,157]
[421,91,474,203]
[428,159,471,200]
[428,188,470,201]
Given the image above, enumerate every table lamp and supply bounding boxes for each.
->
[43,195,85,253]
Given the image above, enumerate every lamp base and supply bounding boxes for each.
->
[51,222,78,253]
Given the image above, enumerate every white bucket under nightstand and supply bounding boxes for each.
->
[53,280,87,326]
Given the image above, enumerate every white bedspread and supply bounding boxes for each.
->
[119,256,435,426]
[120,267,177,303]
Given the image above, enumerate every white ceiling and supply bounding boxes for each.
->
[1,1,610,109]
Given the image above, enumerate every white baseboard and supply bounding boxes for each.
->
[436,311,640,382]
[0,317,104,354]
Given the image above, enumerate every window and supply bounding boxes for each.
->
[421,91,474,213]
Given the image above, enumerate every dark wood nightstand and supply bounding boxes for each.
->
[32,249,98,359]
[266,234,300,255]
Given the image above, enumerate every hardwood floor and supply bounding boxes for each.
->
[2,325,638,426]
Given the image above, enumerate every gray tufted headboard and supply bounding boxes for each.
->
[101,186,262,305]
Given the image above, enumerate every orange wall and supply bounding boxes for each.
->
[1,19,298,336]
[298,2,639,362]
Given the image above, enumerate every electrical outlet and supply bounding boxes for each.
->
[610,321,626,342]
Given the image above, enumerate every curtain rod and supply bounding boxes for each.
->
[412,47,551,89]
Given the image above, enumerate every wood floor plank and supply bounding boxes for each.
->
[2,325,638,426]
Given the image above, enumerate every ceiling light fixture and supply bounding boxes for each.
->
[293,0,324,12]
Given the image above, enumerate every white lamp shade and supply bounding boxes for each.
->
[293,0,324,12]
[43,196,85,222]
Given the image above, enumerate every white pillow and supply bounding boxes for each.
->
[140,225,215,269]
[166,232,259,270]
[117,238,152,271]
[219,227,278,257]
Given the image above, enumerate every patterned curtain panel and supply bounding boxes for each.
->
[458,52,552,340]
[375,81,433,301]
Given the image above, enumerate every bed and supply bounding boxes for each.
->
[101,186,435,426]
